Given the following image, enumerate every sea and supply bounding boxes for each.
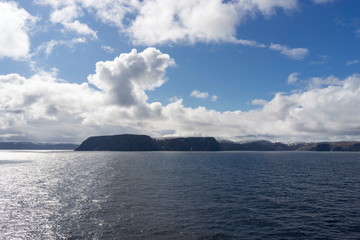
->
[0,150,359,240]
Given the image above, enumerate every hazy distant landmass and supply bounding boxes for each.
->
[75,134,360,152]
[0,142,78,150]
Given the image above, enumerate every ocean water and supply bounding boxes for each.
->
[0,151,360,240]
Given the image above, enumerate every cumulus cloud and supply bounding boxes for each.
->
[0,71,103,142]
[1,47,360,143]
[128,0,298,45]
[129,0,240,45]
[0,1,37,60]
[88,48,175,106]
[269,43,309,60]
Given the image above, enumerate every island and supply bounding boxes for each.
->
[75,134,221,151]
[75,134,360,152]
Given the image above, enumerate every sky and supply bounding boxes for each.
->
[0,0,359,143]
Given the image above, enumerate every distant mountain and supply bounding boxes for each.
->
[294,142,360,152]
[0,142,78,150]
[220,140,292,151]
[75,134,360,152]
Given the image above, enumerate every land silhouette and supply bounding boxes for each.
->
[1,134,359,151]
[75,134,360,152]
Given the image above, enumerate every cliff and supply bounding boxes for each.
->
[76,134,221,151]
[75,134,159,151]
[155,137,221,151]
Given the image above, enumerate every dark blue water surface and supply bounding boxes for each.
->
[0,151,360,239]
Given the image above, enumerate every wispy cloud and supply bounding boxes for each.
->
[190,90,218,102]
[269,43,309,60]
[312,0,335,4]
[287,72,300,84]
[36,38,86,57]
[356,29,360,38]
[37,1,97,39]
[101,45,115,54]
[310,55,330,65]
[229,39,266,48]
[211,95,218,102]
[190,90,209,99]
[346,59,360,66]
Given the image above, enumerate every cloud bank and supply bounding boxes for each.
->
[34,0,299,45]
[29,0,311,61]
[1,47,360,143]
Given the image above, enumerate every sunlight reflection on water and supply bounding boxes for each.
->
[0,150,360,239]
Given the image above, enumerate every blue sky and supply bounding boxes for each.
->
[0,0,359,143]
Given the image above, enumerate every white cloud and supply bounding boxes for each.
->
[168,96,181,103]
[190,90,209,99]
[0,71,103,142]
[307,75,342,89]
[190,90,218,102]
[2,48,360,143]
[251,99,267,106]
[128,0,298,45]
[287,72,300,84]
[38,0,97,38]
[87,48,175,107]
[65,20,97,38]
[231,39,266,48]
[129,0,240,45]
[34,0,298,45]
[269,43,309,60]
[101,45,115,54]
[347,59,360,66]
[0,1,37,60]
[81,0,139,28]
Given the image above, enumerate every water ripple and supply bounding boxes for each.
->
[0,151,360,239]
